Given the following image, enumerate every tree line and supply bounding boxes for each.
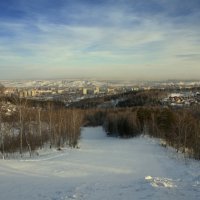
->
[0,101,83,159]
[85,107,200,160]
[1,97,200,160]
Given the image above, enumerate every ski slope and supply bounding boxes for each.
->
[0,127,199,200]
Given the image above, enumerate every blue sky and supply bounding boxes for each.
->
[0,0,200,80]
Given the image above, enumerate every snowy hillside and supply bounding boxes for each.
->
[1,79,108,88]
[0,127,199,200]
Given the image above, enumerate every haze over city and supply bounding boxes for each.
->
[0,0,200,80]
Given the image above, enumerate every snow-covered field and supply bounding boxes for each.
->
[0,127,199,200]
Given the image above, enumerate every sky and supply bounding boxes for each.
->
[0,0,200,80]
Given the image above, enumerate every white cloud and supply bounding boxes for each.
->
[0,2,200,80]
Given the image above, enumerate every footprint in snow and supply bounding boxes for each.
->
[193,175,200,187]
[145,176,177,188]
[65,194,77,200]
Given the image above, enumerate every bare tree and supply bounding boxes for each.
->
[17,99,28,157]
[38,107,43,148]
[0,114,5,159]
[47,102,53,148]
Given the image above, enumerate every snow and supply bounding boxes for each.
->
[0,127,200,200]
[145,176,177,188]
[1,80,108,88]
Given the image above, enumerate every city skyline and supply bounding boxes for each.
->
[0,0,200,80]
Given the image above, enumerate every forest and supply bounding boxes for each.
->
[0,90,200,160]
[84,105,200,160]
[0,100,83,159]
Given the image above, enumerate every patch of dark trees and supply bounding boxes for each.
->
[116,90,165,107]
[68,90,166,108]
[1,96,65,109]
[67,92,133,109]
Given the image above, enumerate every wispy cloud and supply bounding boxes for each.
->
[0,0,200,79]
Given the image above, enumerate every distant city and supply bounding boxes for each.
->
[1,79,200,109]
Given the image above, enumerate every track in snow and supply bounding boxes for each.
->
[0,127,199,200]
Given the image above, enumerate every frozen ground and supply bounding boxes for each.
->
[0,127,199,200]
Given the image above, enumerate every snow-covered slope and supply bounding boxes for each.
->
[0,127,199,200]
